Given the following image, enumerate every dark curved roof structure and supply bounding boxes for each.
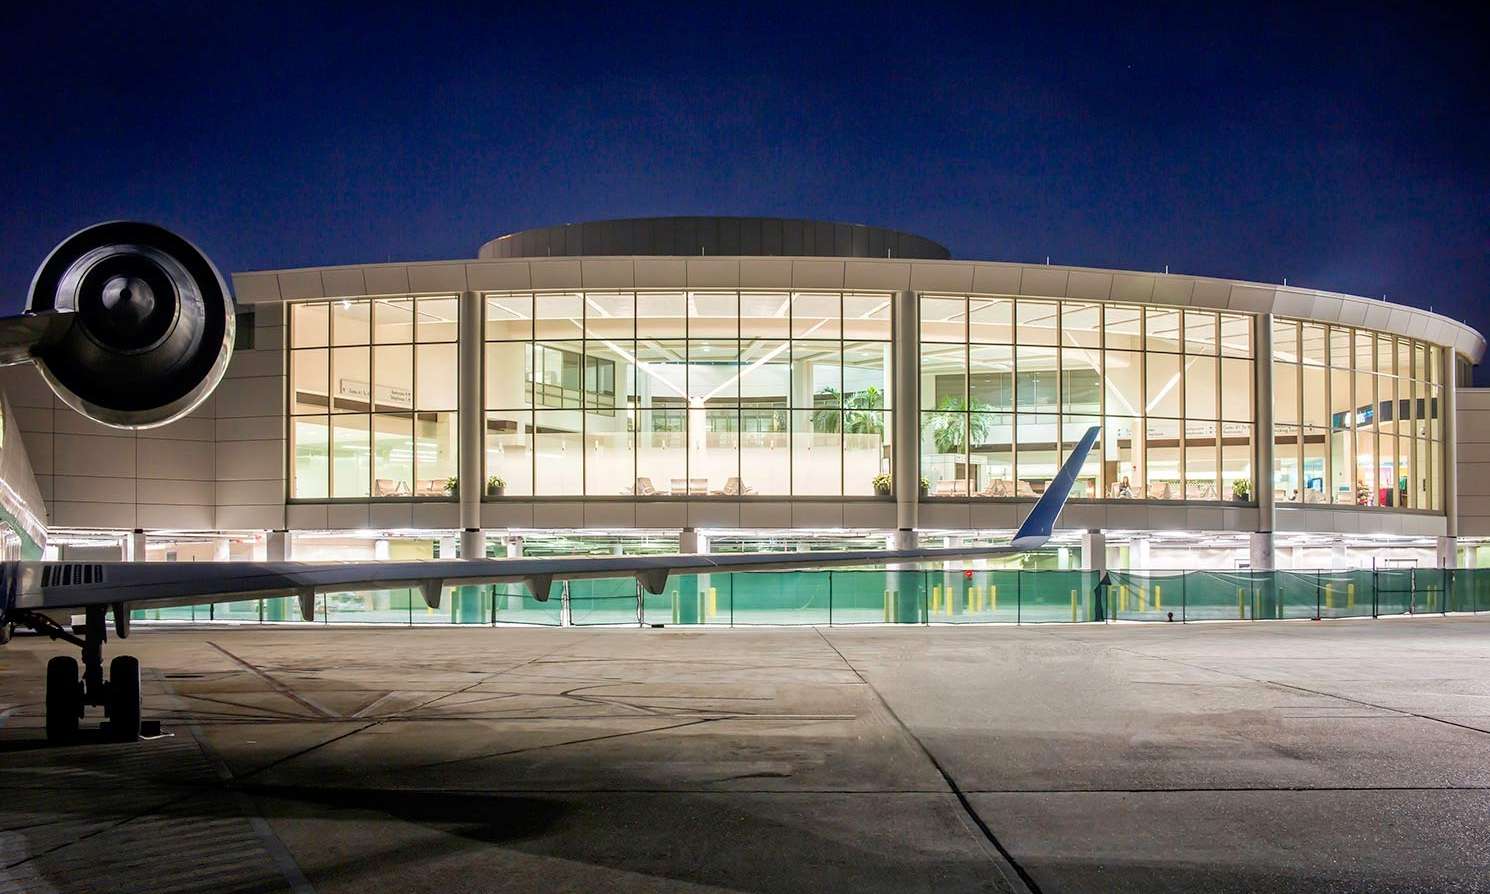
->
[478,217,951,260]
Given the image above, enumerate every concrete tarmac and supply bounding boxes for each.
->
[2,617,1489,892]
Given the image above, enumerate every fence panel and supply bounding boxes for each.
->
[830,570,928,624]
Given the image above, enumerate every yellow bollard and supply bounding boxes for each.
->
[1119,584,1127,613]
[970,586,981,613]
[1071,589,1078,622]
[672,589,680,624]
[1324,584,1333,610]
[931,585,941,614]
[1238,587,1245,620]
[707,586,718,619]
[1347,583,1355,608]
[990,585,998,613]
[1155,585,1162,613]
[883,589,892,622]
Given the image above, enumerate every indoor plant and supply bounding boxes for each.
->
[1232,478,1251,502]
[486,475,506,497]
[872,473,892,496]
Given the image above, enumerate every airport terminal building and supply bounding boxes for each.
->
[2,216,1487,597]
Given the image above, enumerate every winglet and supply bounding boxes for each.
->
[1011,425,1099,548]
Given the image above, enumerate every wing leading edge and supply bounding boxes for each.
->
[9,427,1098,621]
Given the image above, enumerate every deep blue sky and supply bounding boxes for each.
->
[3,4,1487,372]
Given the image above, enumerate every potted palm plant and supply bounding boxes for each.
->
[872,473,892,496]
[443,475,459,497]
[1232,478,1251,502]
[486,475,506,497]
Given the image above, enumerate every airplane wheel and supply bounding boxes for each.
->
[45,655,81,744]
[108,655,142,742]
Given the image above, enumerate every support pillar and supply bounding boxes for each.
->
[505,535,523,559]
[126,529,147,562]
[1131,536,1151,571]
[1081,530,1106,573]
[676,528,706,624]
[1254,313,1276,564]
[458,289,486,620]
[265,530,291,620]
[1442,345,1459,568]
[892,288,919,552]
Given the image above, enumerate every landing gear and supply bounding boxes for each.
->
[17,604,145,744]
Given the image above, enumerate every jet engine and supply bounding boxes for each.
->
[0,222,234,429]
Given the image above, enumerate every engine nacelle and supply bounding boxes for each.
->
[9,221,234,429]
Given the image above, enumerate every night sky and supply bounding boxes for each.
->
[3,4,1487,375]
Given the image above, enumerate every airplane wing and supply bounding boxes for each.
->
[5,427,1098,625]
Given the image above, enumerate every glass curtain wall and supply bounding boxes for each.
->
[1271,319,1441,509]
[482,290,894,496]
[919,296,1253,501]
[289,297,459,499]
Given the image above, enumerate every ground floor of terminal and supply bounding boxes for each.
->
[43,526,1490,628]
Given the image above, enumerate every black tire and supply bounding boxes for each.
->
[108,655,142,742]
[45,655,80,744]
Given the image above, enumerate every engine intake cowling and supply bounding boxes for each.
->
[24,221,234,429]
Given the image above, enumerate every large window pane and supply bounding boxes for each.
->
[634,340,688,408]
[689,340,740,405]
[791,292,840,339]
[742,406,789,495]
[970,412,1014,496]
[923,343,967,412]
[331,415,370,498]
[417,295,459,343]
[740,291,790,338]
[1221,357,1253,421]
[1274,362,1300,426]
[533,410,582,495]
[1301,323,1327,366]
[971,345,1015,411]
[637,291,686,337]
[1104,350,1142,416]
[330,346,370,412]
[1302,426,1328,503]
[373,297,415,344]
[1145,352,1181,418]
[1184,310,1217,355]
[331,299,371,346]
[1062,415,1101,498]
[372,344,413,412]
[1274,424,1301,503]
[416,343,458,410]
[843,341,890,411]
[1016,347,1059,413]
[1302,364,1326,427]
[535,293,584,339]
[1017,300,1059,346]
[1221,423,1253,503]
[843,411,890,495]
[291,349,329,414]
[637,408,686,496]
[1220,313,1252,358]
[485,342,530,409]
[292,417,329,499]
[586,409,634,495]
[692,407,739,494]
[1183,355,1217,420]
[1105,416,1142,498]
[1061,345,1100,415]
[921,295,966,343]
[795,341,841,407]
[1061,303,1101,349]
[740,339,790,406]
[1184,420,1218,500]
[969,297,1013,344]
[1105,305,1142,350]
[416,412,458,496]
[921,410,968,496]
[1015,413,1060,495]
[582,292,634,340]
[792,409,840,495]
[689,292,737,339]
[485,293,532,341]
[292,302,329,348]
[372,413,414,497]
[1145,308,1181,353]
[485,412,532,496]
[1145,418,1181,500]
[1273,319,1300,364]
[843,293,892,341]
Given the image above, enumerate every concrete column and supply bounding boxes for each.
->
[892,289,920,545]
[677,528,706,624]
[458,289,483,545]
[460,528,485,559]
[1254,312,1275,550]
[1437,536,1458,569]
[265,530,291,620]
[679,527,703,554]
[266,529,289,562]
[213,539,231,561]
[373,538,390,561]
[126,529,147,562]
[1081,530,1107,573]
[505,535,523,559]
[1442,346,1459,549]
[1132,536,1151,571]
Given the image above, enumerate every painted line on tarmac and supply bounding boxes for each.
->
[813,627,1039,894]
[152,669,317,894]
[207,641,337,720]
